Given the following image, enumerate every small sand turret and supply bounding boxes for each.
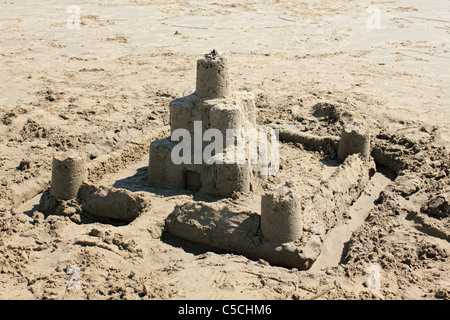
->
[50,150,87,200]
[195,50,230,99]
[261,186,303,243]
[337,124,371,162]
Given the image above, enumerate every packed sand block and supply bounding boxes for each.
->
[148,136,268,196]
[77,183,149,222]
[195,51,230,99]
[169,91,257,142]
[165,201,322,270]
[337,124,371,162]
[50,150,87,200]
[148,51,269,196]
[39,182,149,224]
[261,187,303,243]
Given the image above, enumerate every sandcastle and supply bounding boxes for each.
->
[147,51,376,269]
[39,50,377,270]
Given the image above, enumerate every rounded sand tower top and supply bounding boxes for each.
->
[195,49,230,99]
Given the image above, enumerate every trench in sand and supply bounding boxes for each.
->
[310,164,395,271]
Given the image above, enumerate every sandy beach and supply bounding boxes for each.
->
[0,0,449,300]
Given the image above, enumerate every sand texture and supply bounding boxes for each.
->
[0,0,449,300]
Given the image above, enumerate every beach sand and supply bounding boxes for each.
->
[0,0,448,300]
